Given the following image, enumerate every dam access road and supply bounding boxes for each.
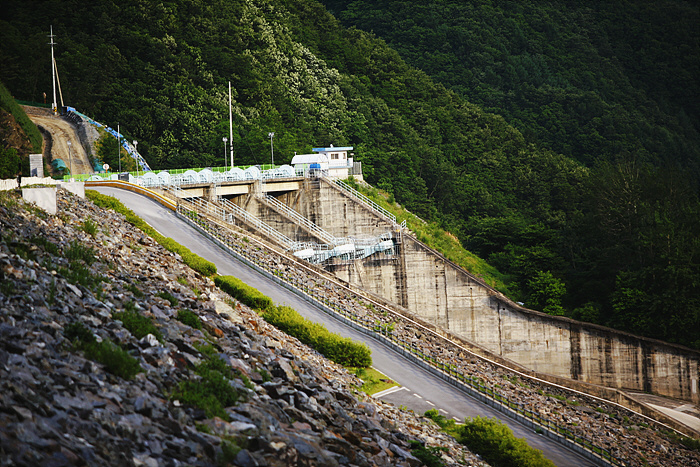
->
[94,186,598,467]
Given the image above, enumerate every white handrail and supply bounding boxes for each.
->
[331,178,397,225]
[262,194,336,244]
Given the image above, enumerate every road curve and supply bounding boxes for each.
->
[93,186,598,467]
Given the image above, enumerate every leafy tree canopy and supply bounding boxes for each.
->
[1,0,697,348]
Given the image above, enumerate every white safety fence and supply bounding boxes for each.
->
[0,176,62,191]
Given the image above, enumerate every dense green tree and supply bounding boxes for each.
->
[0,0,697,347]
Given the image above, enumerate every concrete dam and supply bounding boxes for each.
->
[171,175,699,405]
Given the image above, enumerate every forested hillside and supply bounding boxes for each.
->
[323,0,700,177]
[1,0,698,349]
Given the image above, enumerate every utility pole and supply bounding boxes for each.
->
[228,81,234,168]
[48,26,57,114]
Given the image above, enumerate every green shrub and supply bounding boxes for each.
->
[64,240,97,265]
[157,290,179,307]
[113,306,163,342]
[408,441,446,467]
[459,416,554,467]
[680,436,700,451]
[58,262,104,289]
[81,218,98,236]
[0,81,42,153]
[177,309,202,329]
[64,322,141,380]
[263,306,372,368]
[174,344,242,420]
[0,147,22,180]
[86,190,217,277]
[30,235,60,256]
[423,411,554,467]
[125,283,144,298]
[214,275,274,311]
[64,322,96,345]
[220,440,242,465]
[88,339,143,380]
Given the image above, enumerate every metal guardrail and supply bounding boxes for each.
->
[331,178,398,225]
[182,195,301,251]
[175,207,620,466]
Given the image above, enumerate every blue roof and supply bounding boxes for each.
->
[312,146,353,152]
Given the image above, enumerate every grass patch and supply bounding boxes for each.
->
[661,429,700,452]
[214,275,273,311]
[64,322,141,380]
[408,441,447,467]
[177,309,202,330]
[220,440,242,465]
[9,241,37,261]
[157,290,179,307]
[57,263,100,289]
[86,190,217,277]
[174,343,244,420]
[113,303,163,343]
[352,367,398,395]
[30,235,60,256]
[81,218,99,237]
[0,82,42,152]
[263,305,372,368]
[547,393,580,406]
[64,240,98,265]
[57,243,106,290]
[125,283,144,298]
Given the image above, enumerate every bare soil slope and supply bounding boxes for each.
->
[22,106,92,175]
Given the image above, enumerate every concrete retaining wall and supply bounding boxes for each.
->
[21,187,57,215]
[287,179,700,404]
[221,176,699,404]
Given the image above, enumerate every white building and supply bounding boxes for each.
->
[291,145,362,180]
[313,145,353,178]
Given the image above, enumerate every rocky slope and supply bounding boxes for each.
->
[0,188,482,466]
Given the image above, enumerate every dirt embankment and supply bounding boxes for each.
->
[22,106,93,175]
[0,109,36,159]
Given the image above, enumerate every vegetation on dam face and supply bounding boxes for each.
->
[1,0,698,349]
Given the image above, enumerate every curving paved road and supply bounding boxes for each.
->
[93,186,598,467]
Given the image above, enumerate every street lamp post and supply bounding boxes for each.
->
[133,140,139,178]
[67,140,73,181]
[223,137,228,171]
[268,132,275,167]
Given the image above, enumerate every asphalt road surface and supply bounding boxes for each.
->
[93,186,598,467]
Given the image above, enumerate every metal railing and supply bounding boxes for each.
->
[261,195,335,244]
[331,178,397,225]
[176,207,621,467]
[203,196,301,250]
